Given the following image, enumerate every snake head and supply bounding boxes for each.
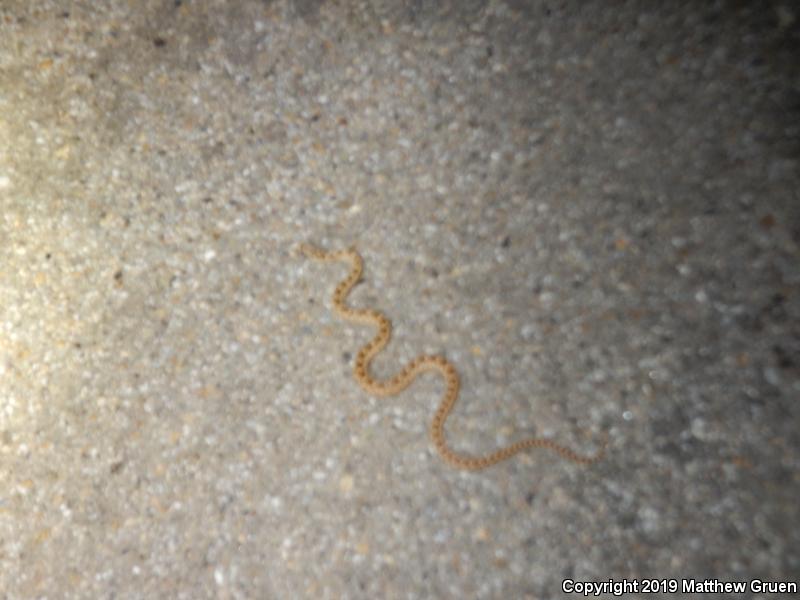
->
[295,243,321,258]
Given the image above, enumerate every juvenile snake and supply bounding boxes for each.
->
[298,243,605,470]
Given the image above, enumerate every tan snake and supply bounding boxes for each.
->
[298,243,606,470]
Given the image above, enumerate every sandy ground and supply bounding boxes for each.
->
[1,1,798,598]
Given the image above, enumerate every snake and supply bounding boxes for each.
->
[298,243,606,470]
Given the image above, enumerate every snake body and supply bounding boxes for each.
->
[299,243,605,470]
